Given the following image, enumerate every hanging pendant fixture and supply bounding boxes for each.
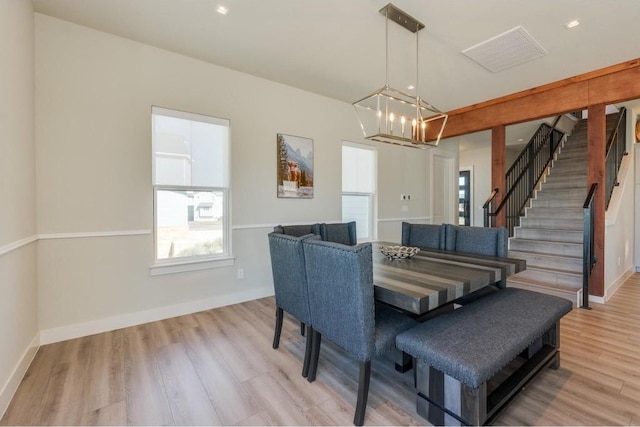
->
[353,3,447,148]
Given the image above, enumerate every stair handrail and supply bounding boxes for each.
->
[482,188,499,227]
[582,183,597,309]
[484,115,565,234]
[605,107,627,209]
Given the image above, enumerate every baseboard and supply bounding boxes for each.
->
[588,294,605,305]
[40,286,274,345]
[0,333,40,420]
[605,267,634,301]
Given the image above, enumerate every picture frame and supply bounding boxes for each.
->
[277,133,314,198]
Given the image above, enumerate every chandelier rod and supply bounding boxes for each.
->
[385,6,389,87]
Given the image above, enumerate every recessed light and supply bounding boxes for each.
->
[407,85,415,90]
[565,19,580,29]
[216,5,228,15]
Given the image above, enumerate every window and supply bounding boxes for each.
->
[342,142,376,241]
[152,107,230,269]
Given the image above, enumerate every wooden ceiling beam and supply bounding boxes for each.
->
[428,58,640,141]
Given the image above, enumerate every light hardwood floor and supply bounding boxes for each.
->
[2,275,640,425]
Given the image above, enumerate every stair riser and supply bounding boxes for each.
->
[507,280,579,308]
[541,180,586,190]
[534,189,586,200]
[524,207,584,218]
[513,228,583,243]
[509,239,582,256]
[547,169,587,178]
[519,217,582,230]
[511,268,582,288]
[556,152,587,161]
[530,199,584,208]
[509,251,582,272]
[551,162,587,172]
[543,176,586,185]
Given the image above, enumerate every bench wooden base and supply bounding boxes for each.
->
[414,322,561,426]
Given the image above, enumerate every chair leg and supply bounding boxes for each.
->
[307,330,322,383]
[302,325,313,378]
[300,321,305,336]
[354,361,371,426]
[272,307,283,349]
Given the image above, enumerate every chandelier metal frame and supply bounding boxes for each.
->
[352,3,447,148]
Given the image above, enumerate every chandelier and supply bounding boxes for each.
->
[353,3,447,148]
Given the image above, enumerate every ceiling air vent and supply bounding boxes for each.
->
[462,26,547,73]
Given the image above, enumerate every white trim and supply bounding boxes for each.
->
[40,286,273,345]
[377,217,431,223]
[0,235,37,256]
[588,294,605,305]
[605,267,634,301]
[39,230,151,240]
[149,256,235,275]
[0,333,39,420]
[231,221,343,231]
[232,223,282,230]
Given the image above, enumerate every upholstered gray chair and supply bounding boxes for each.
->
[443,224,509,304]
[273,223,321,237]
[319,221,357,245]
[302,240,417,426]
[401,222,445,249]
[268,232,318,377]
[443,224,508,258]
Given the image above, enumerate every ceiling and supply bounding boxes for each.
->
[31,0,640,149]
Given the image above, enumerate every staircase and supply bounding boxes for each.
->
[507,115,620,306]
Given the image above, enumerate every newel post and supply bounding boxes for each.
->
[491,125,506,228]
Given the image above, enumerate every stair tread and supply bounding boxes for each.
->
[514,226,583,232]
[523,265,582,276]
[509,238,581,246]
[508,276,581,292]
[508,249,581,260]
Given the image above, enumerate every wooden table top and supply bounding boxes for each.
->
[372,242,526,315]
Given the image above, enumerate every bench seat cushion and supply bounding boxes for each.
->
[396,288,572,388]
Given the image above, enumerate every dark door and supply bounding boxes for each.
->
[459,171,471,226]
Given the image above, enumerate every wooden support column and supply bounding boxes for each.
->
[491,125,506,228]
[587,104,606,297]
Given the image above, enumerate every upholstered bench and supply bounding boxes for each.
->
[396,288,572,426]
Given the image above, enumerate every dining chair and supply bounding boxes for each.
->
[444,224,509,304]
[443,224,508,258]
[268,232,318,377]
[319,221,357,245]
[401,222,445,249]
[272,224,321,335]
[273,223,321,237]
[302,239,417,426]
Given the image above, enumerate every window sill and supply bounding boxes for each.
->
[150,256,235,276]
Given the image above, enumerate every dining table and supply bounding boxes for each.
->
[372,241,526,316]
[372,241,526,372]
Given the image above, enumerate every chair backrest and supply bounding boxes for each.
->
[273,223,320,237]
[268,232,318,324]
[319,221,357,245]
[443,224,508,257]
[303,240,374,361]
[401,222,445,249]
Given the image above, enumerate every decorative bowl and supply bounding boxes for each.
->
[380,245,420,260]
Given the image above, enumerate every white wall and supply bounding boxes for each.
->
[34,14,442,340]
[0,0,39,417]
[604,110,636,299]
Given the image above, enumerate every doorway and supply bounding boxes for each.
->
[459,170,471,226]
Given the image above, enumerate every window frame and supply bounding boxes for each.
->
[341,141,377,242]
[150,107,233,275]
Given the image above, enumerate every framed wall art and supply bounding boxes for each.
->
[277,133,314,198]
